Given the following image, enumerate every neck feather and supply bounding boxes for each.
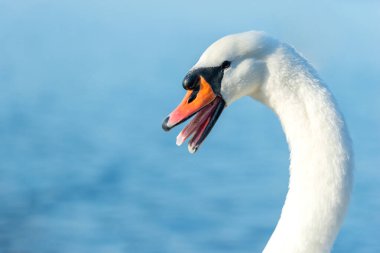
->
[254,45,353,253]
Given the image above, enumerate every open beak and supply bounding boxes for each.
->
[162,76,225,153]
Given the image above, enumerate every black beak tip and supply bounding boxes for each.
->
[162,116,171,132]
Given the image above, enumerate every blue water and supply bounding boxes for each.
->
[0,1,379,252]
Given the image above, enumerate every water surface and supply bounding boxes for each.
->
[0,1,379,252]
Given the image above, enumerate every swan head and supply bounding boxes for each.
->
[162,31,279,153]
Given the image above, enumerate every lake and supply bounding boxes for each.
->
[0,0,379,252]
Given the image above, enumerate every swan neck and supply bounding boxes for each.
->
[259,45,353,253]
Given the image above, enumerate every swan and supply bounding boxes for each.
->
[162,31,353,253]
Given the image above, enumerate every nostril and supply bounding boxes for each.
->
[183,74,199,90]
[187,89,199,104]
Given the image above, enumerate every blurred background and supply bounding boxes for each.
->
[0,0,379,252]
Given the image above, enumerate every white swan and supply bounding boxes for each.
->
[162,31,353,253]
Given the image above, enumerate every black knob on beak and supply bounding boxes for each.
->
[182,73,199,90]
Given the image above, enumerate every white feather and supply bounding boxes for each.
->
[194,31,353,253]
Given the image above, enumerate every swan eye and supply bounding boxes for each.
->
[221,61,231,69]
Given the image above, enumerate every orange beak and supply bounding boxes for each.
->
[162,76,217,131]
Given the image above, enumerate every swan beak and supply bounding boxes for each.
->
[162,76,217,131]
